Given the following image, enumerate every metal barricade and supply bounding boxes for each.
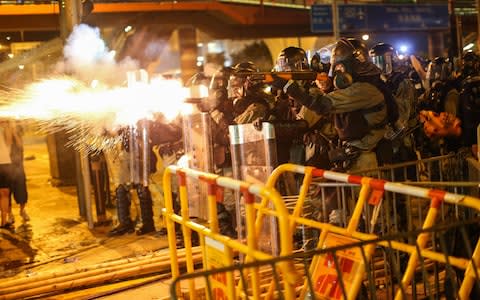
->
[352,153,473,195]
[171,219,480,299]
[162,165,299,300]
[250,163,480,299]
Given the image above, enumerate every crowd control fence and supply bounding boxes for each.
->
[254,163,480,299]
[161,165,300,300]
[166,163,480,299]
[170,218,480,299]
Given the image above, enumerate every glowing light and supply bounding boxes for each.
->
[188,84,209,99]
[399,45,408,53]
[124,25,133,33]
[0,75,189,153]
[361,34,369,41]
[6,36,11,41]
[463,43,474,51]
[7,53,13,59]
[90,79,99,88]
[18,65,24,70]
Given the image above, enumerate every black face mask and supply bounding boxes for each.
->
[332,60,353,89]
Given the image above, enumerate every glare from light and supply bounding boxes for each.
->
[189,84,209,99]
[6,36,11,41]
[398,54,405,60]
[361,34,369,41]
[463,43,474,51]
[7,53,13,59]
[399,45,408,53]
[124,25,133,33]
[18,65,24,70]
[197,56,204,62]
[207,42,223,53]
[197,43,203,47]
[90,79,99,88]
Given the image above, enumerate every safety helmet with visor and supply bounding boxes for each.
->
[369,43,395,76]
[227,61,259,99]
[462,51,480,77]
[330,38,368,89]
[274,46,309,72]
[426,57,452,86]
[310,43,335,73]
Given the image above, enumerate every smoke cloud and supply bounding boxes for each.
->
[58,24,139,86]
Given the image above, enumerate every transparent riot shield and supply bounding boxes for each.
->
[182,112,214,220]
[229,122,279,255]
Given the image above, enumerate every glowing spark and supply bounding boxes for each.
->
[0,75,189,153]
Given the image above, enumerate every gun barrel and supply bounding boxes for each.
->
[237,71,328,83]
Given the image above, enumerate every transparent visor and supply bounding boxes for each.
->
[318,43,335,64]
[371,55,393,75]
[426,64,448,82]
[274,57,307,72]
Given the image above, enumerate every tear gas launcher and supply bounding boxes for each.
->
[235,71,329,83]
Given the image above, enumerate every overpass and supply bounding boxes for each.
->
[0,0,477,83]
[0,0,315,40]
[0,0,478,41]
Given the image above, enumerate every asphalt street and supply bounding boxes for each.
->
[0,134,177,299]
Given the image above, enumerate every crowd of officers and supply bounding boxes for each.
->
[106,36,480,240]
[207,37,479,175]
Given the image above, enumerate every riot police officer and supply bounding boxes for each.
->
[369,42,418,163]
[271,38,390,172]
[107,117,182,236]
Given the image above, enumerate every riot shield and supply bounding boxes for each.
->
[182,112,214,220]
[229,122,279,255]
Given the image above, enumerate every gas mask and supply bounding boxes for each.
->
[227,76,245,100]
[332,60,353,89]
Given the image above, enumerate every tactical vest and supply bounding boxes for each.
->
[334,102,386,141]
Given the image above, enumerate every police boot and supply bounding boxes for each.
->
[108,222,135,236]
[108,184,134,236]
[136,185,156,235]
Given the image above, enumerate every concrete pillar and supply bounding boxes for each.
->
[59,0,82,40]
[428,32,446,58]
[477,0,480,51]
[448,0,458,59]
[178,26,198,85]
[57,0,92,225]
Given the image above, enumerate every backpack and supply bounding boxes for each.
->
[358,76,400,127]
[375,79,400,126]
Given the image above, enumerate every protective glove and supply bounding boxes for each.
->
[272,75,319,111]
[270,74,289,91]
[253,117,264,131]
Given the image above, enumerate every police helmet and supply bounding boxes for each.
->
[369,42,395,75]
[462,51,480,77]
[274,46,309,72]
[228,61,261,99]
[233,61,259,74]
[426,57,452,84]
[332,38,368,64]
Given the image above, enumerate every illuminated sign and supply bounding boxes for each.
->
[311,4,449,33]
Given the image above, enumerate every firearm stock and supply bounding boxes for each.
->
[236,71,329,83]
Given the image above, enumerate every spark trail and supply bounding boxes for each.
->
[0,75,190,154]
